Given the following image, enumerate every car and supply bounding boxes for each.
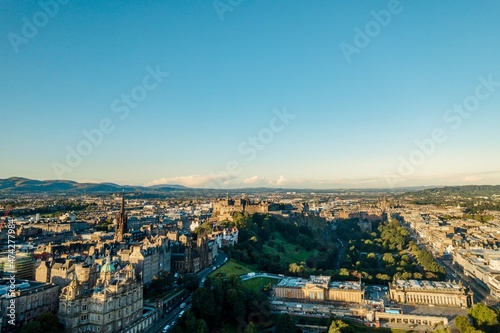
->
[162,324,171,333]
[178,310,185,318]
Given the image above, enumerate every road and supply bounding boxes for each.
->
[405,223,499,307]
[334,237,345,271]
[145,252,228,333]
[437,257,499,306]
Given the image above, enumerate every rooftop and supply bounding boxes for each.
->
[393,279,464,291]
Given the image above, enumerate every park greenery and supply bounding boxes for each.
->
[455,303,500,333]
[335,218,445,283]
[223,213,340,276]
[221,212,445,284]
[175,275,272,333]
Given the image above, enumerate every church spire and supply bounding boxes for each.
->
[121,190,125,215]
[115,191,128,242]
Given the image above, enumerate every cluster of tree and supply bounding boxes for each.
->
[410,245,446,279]
[455,304,500,333]
[328,319,353,333]
[378,219,411,251]
[335,218,445,283]
[224,213,338,275]
[143,271,175,299]
[16,312,65,333]
[175,275,271,333]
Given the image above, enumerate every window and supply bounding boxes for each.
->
[81,315,88,322]
[82,304,87,311]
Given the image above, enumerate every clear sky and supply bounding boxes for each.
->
[1,0,500,189]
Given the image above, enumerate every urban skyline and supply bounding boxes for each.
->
[2,1,500,189]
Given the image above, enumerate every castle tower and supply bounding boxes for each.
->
[115,191,128,242]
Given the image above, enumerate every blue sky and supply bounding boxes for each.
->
[1,0,500,188]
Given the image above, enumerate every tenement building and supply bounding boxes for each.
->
[0,279,59,330]
[389,279,473,308]
[58,256,144,333]
[274,276,364,303]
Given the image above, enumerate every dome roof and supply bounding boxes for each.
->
[101,261,115,273]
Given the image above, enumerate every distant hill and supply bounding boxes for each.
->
[409,185,500,198]
[0,177,188,193]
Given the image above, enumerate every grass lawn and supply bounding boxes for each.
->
[208,259,254,278]
[242,277,278,293]
[264,232,318,263]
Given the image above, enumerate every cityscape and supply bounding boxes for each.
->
[2,1,500,333]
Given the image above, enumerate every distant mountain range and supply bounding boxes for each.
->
[2,177,493,195]
[0,177,188,193]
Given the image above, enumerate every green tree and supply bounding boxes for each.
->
[328,320,353,333]
[275,314,295,333]
[382,253,395,265]
[469,304,500,332]
[192,287,215,325]
[196,319,209,333]
[19,312,65,333]
[243,322,259,333]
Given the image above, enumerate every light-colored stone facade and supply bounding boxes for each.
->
[212,197,269,221]
[389,280,473,308]
[59,261,143,333]
[274,276,364,303]
[0,279,59,330]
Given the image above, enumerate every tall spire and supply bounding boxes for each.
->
[115,192,128,242]
[121,190,125,215]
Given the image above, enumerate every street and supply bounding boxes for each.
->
[145,252,228,333]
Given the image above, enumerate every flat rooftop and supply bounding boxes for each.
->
[0,279,54,298]
[394,279,463,291]
[276,277,362,291]
[276,277,307,288]
[329,281,362,291]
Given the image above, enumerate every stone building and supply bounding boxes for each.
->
[119,236,171,284]
[389,279,473,308]
[213,227,239,248]
[212,196,270,221]
[58,256,144,333]
[171,235,214,274]
[274,276,364,303]
[36,258,99,291]
[0,279,59,330]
